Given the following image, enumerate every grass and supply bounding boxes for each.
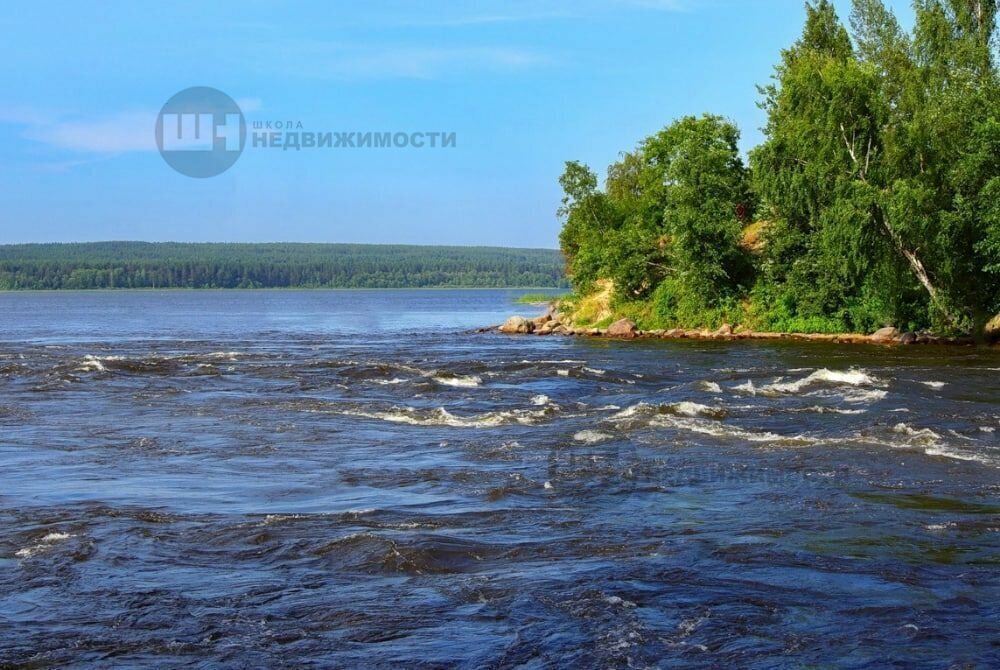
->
[514,292,565,305]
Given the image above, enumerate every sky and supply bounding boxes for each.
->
[0,0,915,248]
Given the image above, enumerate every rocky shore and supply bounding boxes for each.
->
[489,311,980,346]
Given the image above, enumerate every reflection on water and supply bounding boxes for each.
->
[0,290,998,667]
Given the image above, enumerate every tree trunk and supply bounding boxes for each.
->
[877,209,962,328]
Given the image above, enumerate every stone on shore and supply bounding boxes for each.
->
[714,323,734,336]
[897,331,917,345]
[499,316,534,334]
[986,313,1000,341]
[606,318,639,339]
[870,326,899,342]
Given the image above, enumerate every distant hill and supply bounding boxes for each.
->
[0,242,567,290]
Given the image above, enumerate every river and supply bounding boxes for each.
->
[0,290,997,667]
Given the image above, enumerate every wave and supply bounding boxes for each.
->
[887,423,992,464]
[432,374,482,388]
[799,406,867,415]
[608,401,809,444]
[15,531,73,559]
[650,414,811,445]
[733,368,886,404]
[72,352,238,375]
[344,406,552,428]
[574,430,613,444]
[762,368,877,394]
[373,377,409,385]
[531,394,550,406]
[892,422,941,444]
[698,381,723,394]
[610,402,725,422]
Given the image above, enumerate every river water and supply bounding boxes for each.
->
[1,290,997,668]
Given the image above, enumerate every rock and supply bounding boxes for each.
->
[986,313,1000,342]
[551,325,568,335]
[499,316,534,334]
[606,318,639,339]
[897,331,917,345]
[714,323,734,336]
[870,326,899,342]
[533,313,552,326]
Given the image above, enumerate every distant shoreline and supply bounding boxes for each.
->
[0,286,565,293]
[0,241,567,291]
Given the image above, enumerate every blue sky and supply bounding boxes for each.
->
[0,0,915,248]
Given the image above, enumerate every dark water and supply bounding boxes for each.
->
[1,290,998,669]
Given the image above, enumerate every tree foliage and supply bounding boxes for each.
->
[558,115,751,319]
[558,0,1000,335]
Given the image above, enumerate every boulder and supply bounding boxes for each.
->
[714,323,734,337]
[499,316,533,334]
[897,331,917,345]
[870,326,899,342]
[986,314,1000,342]
[533,313,552,327]
[606,318,639,339]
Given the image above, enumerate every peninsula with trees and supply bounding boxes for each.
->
[552,0,999,340]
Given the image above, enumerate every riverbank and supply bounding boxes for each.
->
[491,311,984,346]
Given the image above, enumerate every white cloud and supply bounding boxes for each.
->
[25,110,158,153]
[3,98,263,155]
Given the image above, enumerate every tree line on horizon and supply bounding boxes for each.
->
[558,0,999,334]
[0,242,567,290]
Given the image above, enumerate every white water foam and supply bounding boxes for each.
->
[206,352,242,361]
[699,381,723,394]
[650,414,811,445]
[800,406,867,415]
[763,368,877,394]
[76,355,125,372]
[531,394,550,406]
[920,381,946,390]
[432,374,482,387]
[345,406,548,428]
[610,401,723,421]
[734,369,886,405]
[15,532,73,559]
[889,423,989,464]
[574,430,613,444]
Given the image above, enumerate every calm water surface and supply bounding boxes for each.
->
[1,290,998,668]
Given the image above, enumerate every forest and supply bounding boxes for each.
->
[558,0,999,335]
[0,242,566,290]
